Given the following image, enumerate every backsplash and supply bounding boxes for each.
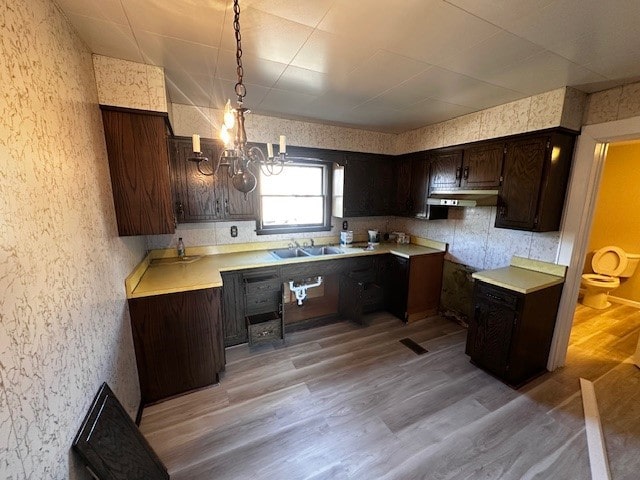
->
[146,217,393,251]
[389,208,560,271]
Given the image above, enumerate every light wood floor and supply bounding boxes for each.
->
[140,303,640,480]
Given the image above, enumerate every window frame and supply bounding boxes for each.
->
[255,158,332,235]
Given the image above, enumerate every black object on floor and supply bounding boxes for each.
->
[399,338,428,355]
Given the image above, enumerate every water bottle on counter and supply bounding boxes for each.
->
[177,237,185,259]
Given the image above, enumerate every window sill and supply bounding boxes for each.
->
[255,225,332,236]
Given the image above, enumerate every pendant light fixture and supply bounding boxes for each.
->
[188,0,288,196]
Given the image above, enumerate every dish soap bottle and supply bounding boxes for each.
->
[177,237,185,259]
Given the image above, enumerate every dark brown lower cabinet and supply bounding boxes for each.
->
[128,288,225,404]
[387,252,445,322]
[221,272,248,347]
[466,280,563,388]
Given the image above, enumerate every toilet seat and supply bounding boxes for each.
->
[581,273,620,288]
[592,246,628,276]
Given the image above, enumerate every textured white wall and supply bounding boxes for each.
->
[0,1,145,478]
[154,90,584,267]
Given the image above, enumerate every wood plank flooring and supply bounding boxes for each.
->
[140,304,640,479]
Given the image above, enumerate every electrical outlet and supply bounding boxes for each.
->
[342,220,348,230]
[230,226,238,237]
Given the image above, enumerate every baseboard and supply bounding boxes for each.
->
[577,290,640,309]
[608,295,640,309]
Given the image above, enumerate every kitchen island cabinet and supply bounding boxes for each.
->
[101,106,175,236]
[128,288,224,404]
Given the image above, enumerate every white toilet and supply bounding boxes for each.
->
[581,246,640,309]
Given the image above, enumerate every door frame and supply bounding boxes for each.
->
[548,115,640,370]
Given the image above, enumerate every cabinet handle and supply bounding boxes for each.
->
[216,200,220,214]
[499,204,507,217]
[176,201,184,218]
[225,199,229,214]
[463,166,469,180]
[455,167,462,180]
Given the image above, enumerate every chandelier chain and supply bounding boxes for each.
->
[233,0,246,102]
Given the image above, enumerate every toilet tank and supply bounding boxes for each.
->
[620,253,640,277]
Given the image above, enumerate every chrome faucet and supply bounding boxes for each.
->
[289,239,301,249]
[309,238,315,247]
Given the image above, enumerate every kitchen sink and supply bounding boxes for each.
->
[271,248,312,259]
[303,246,344,256]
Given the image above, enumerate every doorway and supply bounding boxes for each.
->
[549,116,640,369]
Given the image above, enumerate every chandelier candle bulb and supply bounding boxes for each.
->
[192,134,201,153]
[279,135,286,154]
[267,142,274,158]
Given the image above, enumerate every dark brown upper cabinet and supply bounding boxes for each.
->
[496,131,575,232]
[169,136,257,223]
[101,106,175,236]
[429,150,464,192]
[334,152,396,217]
[395,152,429,218]
[429,143,503,192]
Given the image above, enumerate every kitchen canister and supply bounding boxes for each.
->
[340,230,353,245]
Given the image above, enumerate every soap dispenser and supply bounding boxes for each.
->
[177,237,185,259]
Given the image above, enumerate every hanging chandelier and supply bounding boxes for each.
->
[188,0,288,196]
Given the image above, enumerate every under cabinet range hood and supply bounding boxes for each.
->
[427,190,499,207]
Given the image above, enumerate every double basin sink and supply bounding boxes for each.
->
[271,246,344,260]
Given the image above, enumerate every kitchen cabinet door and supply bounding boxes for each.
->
[495,131,575,232]
[467,280,564,387]
[461,142,504,189]
[170,136,222,222]
[219,164,258,219]
[409,152,430,218]
[101,107,175,236]
[495,136,546,230]
[387,255,409,321]
[342,153,373,216]
[128,288,225,404]
[338,152,397,217]
[169,136,258,222]
[221,272,248,346]
[469,297,516,378]
[429,150,463,192]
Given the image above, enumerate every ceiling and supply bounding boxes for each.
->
[55,0,640,133]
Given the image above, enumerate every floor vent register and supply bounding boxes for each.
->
[399,338,428,355]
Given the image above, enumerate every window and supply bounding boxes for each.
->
[256,160,331,235]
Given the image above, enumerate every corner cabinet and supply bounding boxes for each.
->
[466,280,563,388]
[496,131,575,232]
[169,136,258,223]
[128,288,225,404]
[101,106,175,236]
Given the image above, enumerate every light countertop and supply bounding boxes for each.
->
[127,242,444,299]
[472,256,566,294]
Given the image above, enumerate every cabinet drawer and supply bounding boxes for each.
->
[245,290,280,315]
[247,312,283,345]
[244,277,281,297]
[475,282,519,310]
